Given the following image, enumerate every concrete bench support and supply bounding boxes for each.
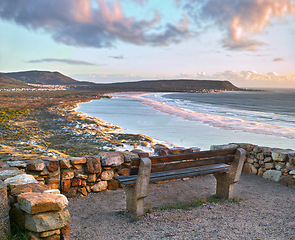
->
[123,158,151,216]
[214,148,246,199]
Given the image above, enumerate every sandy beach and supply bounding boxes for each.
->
[68,173,295,240]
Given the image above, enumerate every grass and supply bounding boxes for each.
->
[155,195,243,211]
[8,223,30,240]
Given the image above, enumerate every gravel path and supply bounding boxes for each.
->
[68,173,295,240]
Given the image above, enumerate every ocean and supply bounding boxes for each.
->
[77,90,295,151]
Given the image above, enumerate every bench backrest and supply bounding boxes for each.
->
[129,148,237,175]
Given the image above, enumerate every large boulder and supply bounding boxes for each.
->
[85,157,101,174]
[0,169,24,181]
[18,192,68,214]
[263,170,282,182]
[99,152,124,167]
[4,174,38,189]
[25,208,71,232]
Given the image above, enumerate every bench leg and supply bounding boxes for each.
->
[214,148,246,200]
[123,158,151,216]
[123,186,145,216]
[214,173,235,199]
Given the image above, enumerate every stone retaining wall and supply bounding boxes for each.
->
[211,143,295,186]
[0,144,294,238]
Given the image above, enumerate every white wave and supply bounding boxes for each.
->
[123,93,295,140]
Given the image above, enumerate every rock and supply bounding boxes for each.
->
[71,179,82,187]
[61,225,70,240]
[131,149,149,158]
[286,162,295,170]
[59,159,71,169]
[24,208,71,233]
[262,147,272,156]
[265,163,275,170]
[69,157,86,165]
[40,229,60,238]
[263,170,282,182]
[6,160,27,168]
[99,152,124,167]
[123,152,138,163]
[61,180,71,193]
[44,189,61,195]
[289,170,295,175]
[61,171,74,180]
[85,157,101,174]
[154,146,169,156]
[91,181,108,192]
[117,168,130,176]
[18,192,68,214]
[64,187,77,198]
[46,179,60,190]
[0,181,10,221]
[258,168,264,176]
[77,187,88,196]
[247,158,255,164]
[0,169,25,181]
[278,175,295,186]
[253,163,260,168]
[87,174,97,183]
[42,158,59,172]
[243,163,257,175]
[74,173,88,180]
[4,174,38,189]
[272,149,295,162]
[10,183,49,197]
[27,160,45,171]
[210,144,238,150]
[264,157,272,163]
[289,154,295,165]
[256,153,264,160]
[101,170,114,181]
[71,164,83,170]
[170,148,183,155]
[253,146,262,153]
[108,179,119,190]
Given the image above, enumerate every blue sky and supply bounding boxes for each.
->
[0,0,295,88]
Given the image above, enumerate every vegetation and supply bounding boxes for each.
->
[8,223,29,240]
[156,195,243,211]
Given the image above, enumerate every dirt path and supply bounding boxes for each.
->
[68,173,295,240]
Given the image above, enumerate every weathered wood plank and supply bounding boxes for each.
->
[129,155,233,175]
[130,148,236,167]
[116,163,230,186]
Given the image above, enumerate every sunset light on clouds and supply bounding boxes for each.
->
[0,0,295,88]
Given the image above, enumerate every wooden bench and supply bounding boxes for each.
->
[114,148,246,216]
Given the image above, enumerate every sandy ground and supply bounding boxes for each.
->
[68,173,295,240]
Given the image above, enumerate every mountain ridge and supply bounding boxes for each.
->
[0,70,241,92]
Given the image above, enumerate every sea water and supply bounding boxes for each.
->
[77,90,295,150]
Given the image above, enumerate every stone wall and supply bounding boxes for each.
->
[211,143,295,186]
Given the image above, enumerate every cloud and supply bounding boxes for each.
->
[109,55,124,59]
[0,0,189,48]
[273,57,284,62]
[27,58,97,66]
[184,0,295,51]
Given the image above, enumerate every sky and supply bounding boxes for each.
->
[0,0,295,88]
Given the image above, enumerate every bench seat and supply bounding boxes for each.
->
[115,163,230,186]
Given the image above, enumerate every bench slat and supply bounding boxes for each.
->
[130,148,236,167]
[129,155,233,175]
[115,163,230,187]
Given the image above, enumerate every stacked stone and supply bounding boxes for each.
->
[60,151,139,197]
[211,143,295,186]
[0,180,10,239]
[11,191,71,240]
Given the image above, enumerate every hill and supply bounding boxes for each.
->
[76,79,240,92]
[5,70,79,85]
[0,73,29,88]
